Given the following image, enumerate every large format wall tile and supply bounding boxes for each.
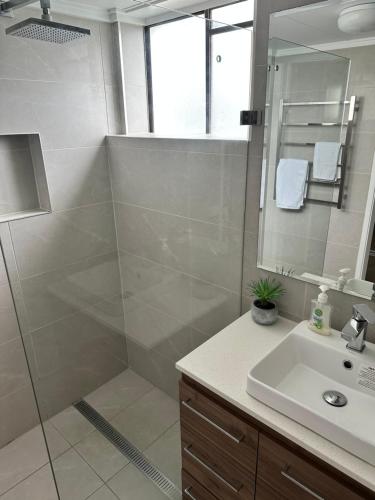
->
[0,338,30,398]
[0,148,39,215]
[0,12,104,85]
[0,252,7,286]
[109,136,246,398]
[188,152,247,228]
[10,203,117,279]
[115,202,243,292]
[44,147,112,211]
[123,295,208,363]
[20,252,122,332]
[0,283,20,344]
[107,135,248,156]
[31,301,127,379]
[110,147,190,216]
[0,80,108,150]
[0,383,40,448]
[109,144,247,227]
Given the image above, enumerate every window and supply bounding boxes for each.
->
[145,0,253,138]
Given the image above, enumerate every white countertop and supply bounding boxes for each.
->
[176,312,375,492]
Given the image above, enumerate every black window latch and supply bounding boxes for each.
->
[240,110,261,126]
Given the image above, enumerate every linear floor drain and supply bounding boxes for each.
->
[74,400,181,500]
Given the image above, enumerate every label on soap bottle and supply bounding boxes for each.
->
[312,308,323,329]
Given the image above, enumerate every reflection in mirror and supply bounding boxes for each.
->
[258,0,375,300]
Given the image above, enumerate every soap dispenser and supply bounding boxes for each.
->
[308,285,332,336]
[337,268,350,291]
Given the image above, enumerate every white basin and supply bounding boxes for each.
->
[247,321,375,465]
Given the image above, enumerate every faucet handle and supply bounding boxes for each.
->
[353,304,375,324]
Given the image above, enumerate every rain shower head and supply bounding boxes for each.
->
[4,0,90,43]
[6,17,91,43]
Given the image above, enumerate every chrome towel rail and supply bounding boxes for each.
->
[272,95,359,210]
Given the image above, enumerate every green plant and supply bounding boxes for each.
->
[247,277,285,306]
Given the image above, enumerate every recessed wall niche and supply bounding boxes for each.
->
[0,134,51,222]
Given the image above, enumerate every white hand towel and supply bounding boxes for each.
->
[276,158,309,210]
[313,142,341,181]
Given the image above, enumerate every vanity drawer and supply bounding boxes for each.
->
[181,426,255,500]
[182,469,219,500]
[180,379,258,472]
[257,434,366,500]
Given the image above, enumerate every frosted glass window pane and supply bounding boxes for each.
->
[211,0,254,27]
[211,28,252,139]
[150,17,206,136]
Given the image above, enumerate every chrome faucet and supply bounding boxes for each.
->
[341,304,375,352]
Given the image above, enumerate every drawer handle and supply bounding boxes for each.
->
[184,487,197,500]
[281,467,325,500]
[184,445,243,493]
[182,399,244,444]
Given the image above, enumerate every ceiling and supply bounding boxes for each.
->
[23,0,244,25]
[270,0,375,50]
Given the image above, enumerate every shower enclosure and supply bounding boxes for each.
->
[0,1,252,498]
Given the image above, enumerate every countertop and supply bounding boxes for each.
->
[176,312,375,492]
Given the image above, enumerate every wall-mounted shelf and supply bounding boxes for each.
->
[0,134,51,223]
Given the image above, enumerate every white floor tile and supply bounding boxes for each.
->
[108,464,168,500]
[85,369,154,420]
[0,465,58,500]
[87,485,119,500]
[111,388,180,451]
[144,422,182,488]
[74,430,128,482]
[53,448,103,500]
[49,406,95,445]
[0,426,49,495]
[43,421,71,460]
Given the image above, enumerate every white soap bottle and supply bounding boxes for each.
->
[337,268,351,291]
[308,285,332,336]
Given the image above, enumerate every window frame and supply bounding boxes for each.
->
[144,1,253,134]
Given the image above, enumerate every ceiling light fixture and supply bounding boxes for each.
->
[338,3,375,34]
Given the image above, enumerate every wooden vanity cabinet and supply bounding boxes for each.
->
[180,376,375,500]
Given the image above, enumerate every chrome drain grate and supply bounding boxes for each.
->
[74,400,181,500]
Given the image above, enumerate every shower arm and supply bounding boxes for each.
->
[0,0,43,14]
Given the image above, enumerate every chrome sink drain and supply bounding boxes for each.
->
[323,390,348,407]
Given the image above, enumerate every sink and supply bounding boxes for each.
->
[247,321,375,465]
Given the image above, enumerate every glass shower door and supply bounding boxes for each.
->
[0,232,58,499]
[0,2,253,499]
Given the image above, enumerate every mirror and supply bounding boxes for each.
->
[258,0,375,300]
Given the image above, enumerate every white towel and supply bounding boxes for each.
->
[276,158,309,210]
[313,142,341,181]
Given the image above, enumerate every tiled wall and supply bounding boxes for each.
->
[322,45,375,278]
[0,249,40,447]
[107,135,248,398]
[243,0,375,342]
[0,135,39,216]
[0,10,128,421]
[260,53,348,276]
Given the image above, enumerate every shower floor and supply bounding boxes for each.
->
[0,369,181,500]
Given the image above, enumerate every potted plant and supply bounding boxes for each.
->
[247,277,285,325]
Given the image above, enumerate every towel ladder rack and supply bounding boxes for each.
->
[272,95,359,210]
